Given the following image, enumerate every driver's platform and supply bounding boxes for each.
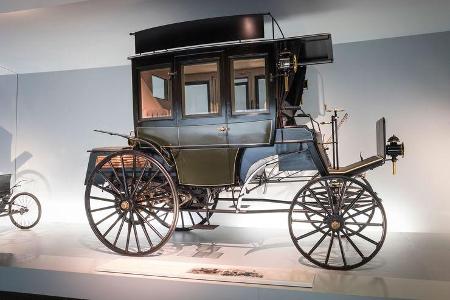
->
[328,155,384,176]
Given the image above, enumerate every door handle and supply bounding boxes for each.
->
[217,126,228,132]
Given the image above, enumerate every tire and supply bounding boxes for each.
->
[9,192,42,229]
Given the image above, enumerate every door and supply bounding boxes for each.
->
[225,48,276,147]
[173,51,237,186]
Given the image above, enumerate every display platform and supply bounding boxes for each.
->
[0,222,449,300]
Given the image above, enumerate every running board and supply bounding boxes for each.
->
[191,224,219,230]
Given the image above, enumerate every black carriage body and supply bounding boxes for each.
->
[127,16,334,187]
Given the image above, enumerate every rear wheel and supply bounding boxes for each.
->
[9,192,41,229]
[85,150,178,256]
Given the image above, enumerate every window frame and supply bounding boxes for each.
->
[229,55,270,116]
[183,80,212,116]
[137,64,174,121]
[180,58,222,119]
[254,74,267,110]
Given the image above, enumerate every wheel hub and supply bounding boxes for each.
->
[331,220,341,230]
[120,200,131,211]
[326,215,345,232]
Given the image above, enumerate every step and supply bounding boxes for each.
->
[191,224,219,230]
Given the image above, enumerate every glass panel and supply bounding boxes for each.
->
[182,62,220,116]
[140,67,172,119]
[234,78,248,112]
[256,76,266,109]
[232,58,268,113]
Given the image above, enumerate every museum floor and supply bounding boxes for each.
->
[0,222,449,300]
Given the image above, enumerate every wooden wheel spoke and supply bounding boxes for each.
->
[92,183,121,199]
[308,189,331,216]
[344,205,376,220]
[108,161,125,191]
[131,213,141,253]
[120,155,130,197]
[135,210,165,240]
[90,196,117,203]
[113,213,127,246]
[337,234,347,267]
[130,161,150,199]
[103,213,124,237]
[308,229,330,255]
[180,210,185,227]
[323,180,336,215]
[90,204,116,213]
[341,230,365,259]
[96,171,122,197]
[135,170,161,198]
[136,205,170,226]
[345,227,379,245]
[292,219,324,224]
[296,225,328,240]
[325,231,335,264]
[295,202,327,218]
[339,181,351,210]
[125,214,132,252]
[95,210,117,226]
[137,212,153,248]
[341,189,365,216]
[188,211,195,226]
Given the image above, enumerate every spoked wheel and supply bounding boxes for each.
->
[289,175,386,270]
[175,188,219,231]
[9,192,42,229]
[302,185,376,237]
[85,150,179,256]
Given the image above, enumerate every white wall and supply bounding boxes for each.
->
[0,0,449,74]
[0,74,17,175]
[1,31,449,232]
[9,66,133,222]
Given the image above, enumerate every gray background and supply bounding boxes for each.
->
[1,30,449,232]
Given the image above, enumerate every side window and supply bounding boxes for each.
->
[231,57,268,114]
[140,67,172,119]
[182,61,220,116]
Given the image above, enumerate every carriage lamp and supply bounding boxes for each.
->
[386,135,405,175]
[277,49,297,92]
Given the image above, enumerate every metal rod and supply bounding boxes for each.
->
[331,115,336,169]
[216,197,293,205]
[334,110,339,169]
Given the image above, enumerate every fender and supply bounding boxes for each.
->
[93,130,174,167]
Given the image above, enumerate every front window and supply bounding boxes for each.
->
[140,67,172,119]
[231,57,268,113]
[182,61,220,116]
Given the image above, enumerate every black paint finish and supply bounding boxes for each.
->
[134,14,265,54]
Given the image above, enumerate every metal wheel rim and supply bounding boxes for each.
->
[9,192,41,229]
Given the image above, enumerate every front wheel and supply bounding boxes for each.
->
[288,175,386,270]
[9,192,42,229]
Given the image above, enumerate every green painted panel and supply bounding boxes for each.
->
[227,120,273,146]
[137,126,178,147]
[173,148,239,186]
[179,124,227,146]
